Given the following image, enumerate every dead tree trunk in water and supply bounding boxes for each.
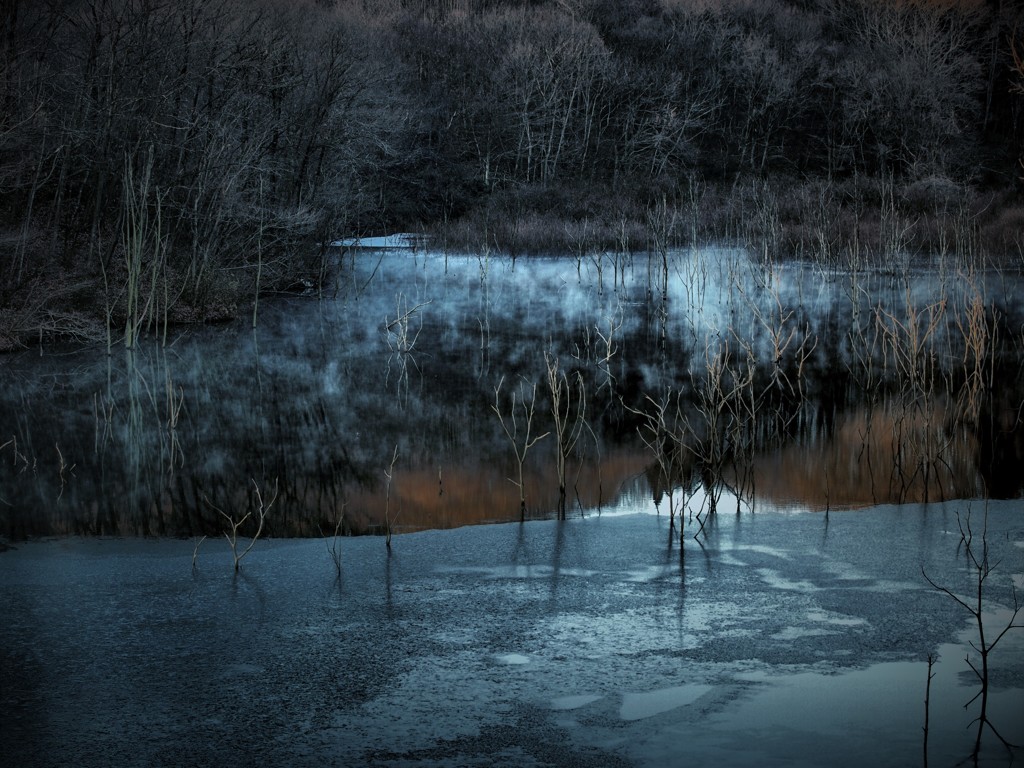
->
[922,508,1023,761]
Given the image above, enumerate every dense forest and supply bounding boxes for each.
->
[1,0,1022,350]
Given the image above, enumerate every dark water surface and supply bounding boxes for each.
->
[1,504,1022,767]
[1,249,1023,538]
[2,250,1024,766]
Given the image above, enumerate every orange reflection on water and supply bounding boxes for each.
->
[336,400,994,533]
[743,400,983,511]
[343,447,652,532]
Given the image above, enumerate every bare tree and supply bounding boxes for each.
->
[384,445,399,552]
[320,502,346,575]
[204,477,278,572]
[626,389,689,536]
[922,508,1023,760]
[492,376,549,521]
[827,0,986,175]
[544,351,586,519]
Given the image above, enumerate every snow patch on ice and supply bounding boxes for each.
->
[495,653,531,665]
[620,684,713,721]
[728,544,792,560]
[806,610,868,627]
[757,568,820,592]
[772,626,838,641]
[550,694,602,711]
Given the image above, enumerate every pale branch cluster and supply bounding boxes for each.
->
[627,390,689,533]
[544,351,587,519]
[383,295,431,404]
[202,478,278,572]
[492,376,550,521]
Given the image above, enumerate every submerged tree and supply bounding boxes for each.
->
[204,477,278,572]
[492,375,549,521]
[922,507,1023,762]
[545,350,586,519]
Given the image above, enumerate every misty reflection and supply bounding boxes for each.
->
[0,250,1021,539]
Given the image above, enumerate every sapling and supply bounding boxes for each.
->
[749,179,780,265]
[877,290,952,502]
[588,250,606,295]
[92,390,115,457]
[384,446,399,551]
[680,243,709,346]
[252,175,264,328]
[119,148,165,350]
[492,376,549,521]
[952,279,996,426]
[843,250,882,396]
[579,418,603,515]
[877,289,946,400]
[792,320,819,408]
[922,507,1023,761]
[320,502,346,573]
[750,270,796,395]
[923,652,936,768]
[720,339,759,513]
[3,435,31,475]
[684,339,752,530]
[566,218,591,283]
[191,535,206,572]
[203,478,277,572]
[878,174,916,277]
[625,389,688,536]
[646,195,677,307]
[477,314,491,378]
[615,214,634,291]
[570,324,593,367]
[810,180,839,272]
[544,351,586,519]
[594,308,623,392]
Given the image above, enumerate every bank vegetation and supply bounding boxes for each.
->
[1,0,1023,350]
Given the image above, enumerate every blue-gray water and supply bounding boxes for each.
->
[2,502,1022,767]
[2,249,1023,766]
[2,250,1023,538]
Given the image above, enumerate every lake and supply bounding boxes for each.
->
[1,247,1022,538]
[1,247,1023,765]
[1,503,1022,766]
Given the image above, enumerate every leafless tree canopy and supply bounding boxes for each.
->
[1,0,1021,346]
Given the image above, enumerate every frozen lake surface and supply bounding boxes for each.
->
[2,502,1022,767]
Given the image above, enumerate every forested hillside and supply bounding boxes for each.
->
[1,0,1022,349]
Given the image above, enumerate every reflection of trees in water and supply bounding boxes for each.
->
[740,399,984,510]
[1,253,1022,539]
[343,449,645,535]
